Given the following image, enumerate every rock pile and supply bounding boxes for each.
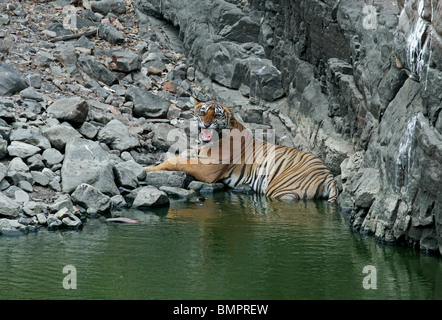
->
[0,0,230,235]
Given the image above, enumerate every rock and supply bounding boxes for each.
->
[7,141,41,159]
[144,170,193,189]
[49,194,74,213]
[27,74,42,88]
[61,138,119,195]
[10,127,51,150]
[0,218,25,236]
[97,22,125,44]
[125,87,170,118]
[0,193,21,218]
[42,148,64,166]
[110,51,140,72]
[47,97,89,125]
[132,186,169,208]
[78,56,119,86]
[23,201,47,217]
[0,63,28,96]
[219,16,261,43]
[19,87,43,101]
[97,119,140,151]
[113,160,146,189]
[150,122,187,152]
[47,214,62,229]
[71,183,112,214]
[42,124,83,151]
[187,181,225,193]
[159,186,195,198]
[54,207,82,228]
[91,0,126,15]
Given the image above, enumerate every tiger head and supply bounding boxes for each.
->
[195,101,233,143]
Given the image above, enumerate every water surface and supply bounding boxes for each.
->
[0,192,440,299]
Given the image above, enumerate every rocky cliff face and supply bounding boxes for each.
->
[136,0,441,254]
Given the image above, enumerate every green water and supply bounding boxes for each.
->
[0,192,440,300]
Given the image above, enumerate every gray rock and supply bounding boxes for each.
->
[10,127,52,150]
[23,201,47,217]
[49,194,74,213]
[61,138,119,195]
[125,87,170,118]
[7,141,41,159]
[54,207,82,228]
[187,181,225,193]
[47,214,62,229]
[97,119,140,151]
[97,22,125,44]
[91,0,126,15]
[113,160,146,189]
[0,218,25,236]
[47,97,89,125]
[0,137,7,159]
[144,170,193,189]
[0,193,21,218]
[150,122,187,152]
[71,183,112,214]
[159,186,195,198]
[0,63,28,96]
[42,124,82,151]
[111,51,140,72]
[132,186,169,208]
[42,148,64,166]
[31,171,51,187]
[19,87,43,101]
[78,55,119,86]
[27,74,42,88]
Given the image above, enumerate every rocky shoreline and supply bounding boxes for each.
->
[0,0,235,235]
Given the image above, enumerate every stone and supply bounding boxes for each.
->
[0,63,28,96]
[49,194,74,213]
[113,160,146,189]
[187,181,225,193]
[91,0,126,15]
[42,148,64,166]
[97,22,125,44]
[71,183,112,214]
[132,186,169,208]
[125,87,170,118]
[150,122,187,152]
[19,87,43,101]
[10,127,51,150]
[0,193,21,218]
[144,170,193,189]
[0,218,25,236]
[159,186,195,198]
[97,119,140,151]
[47,97,89,125]
[42,124,83,151]
[110,51,140,72]
[7,141,41,159]
[23,201,47,217]
[78,55,119,86]
[54,208,82,228]
[61,138,119,195]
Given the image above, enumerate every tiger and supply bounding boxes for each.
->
[145,100,339,202]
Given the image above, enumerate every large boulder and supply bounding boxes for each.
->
[61,138,119,196]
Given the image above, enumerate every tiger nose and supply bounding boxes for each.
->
[204,122,211,128]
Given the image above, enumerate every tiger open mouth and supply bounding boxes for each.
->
[200,128,215,143]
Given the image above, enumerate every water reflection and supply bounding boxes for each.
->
[0,192,440,299]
